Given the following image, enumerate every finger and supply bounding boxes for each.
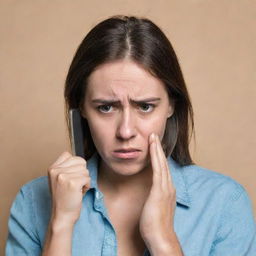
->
[70,175,91,194]
[57,172,91,192]
[57,156,87,168]
[157,136,173,186]
[149,133,162,189]
[52,165,89,175]
[155,135,167,172]
[51,151,72,168]
[155,134,169,189]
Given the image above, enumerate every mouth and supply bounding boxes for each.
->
[113,148,141,159]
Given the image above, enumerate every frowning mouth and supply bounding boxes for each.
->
[112,149,141,159]
[114,148,141,152]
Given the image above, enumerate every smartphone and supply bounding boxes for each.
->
[69,109,85,158]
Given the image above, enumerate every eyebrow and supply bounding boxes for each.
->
[91,97,161,104]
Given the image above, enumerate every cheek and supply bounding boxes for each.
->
[139,114,168,138]
[86,117,114,149]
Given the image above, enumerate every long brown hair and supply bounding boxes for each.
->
[64,15,195,166]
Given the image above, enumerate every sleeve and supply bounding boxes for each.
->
[5,185,42,256]
[210,185,256,256]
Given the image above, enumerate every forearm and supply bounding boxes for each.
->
[42,218,74,256]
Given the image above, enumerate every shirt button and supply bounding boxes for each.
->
[96,191,102,199]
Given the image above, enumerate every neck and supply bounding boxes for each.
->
[97,159,153,197]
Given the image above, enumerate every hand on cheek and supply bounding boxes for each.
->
[139,133,177,253]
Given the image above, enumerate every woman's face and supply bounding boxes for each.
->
[82,59,173,175]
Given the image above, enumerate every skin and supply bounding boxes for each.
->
[81,59,173,196]
[81,59,183,255]
[42,59,183,256]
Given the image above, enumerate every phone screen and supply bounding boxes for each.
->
[69,109,85,158]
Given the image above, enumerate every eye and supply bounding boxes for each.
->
[97,105,113,113]
[139,103,155,113]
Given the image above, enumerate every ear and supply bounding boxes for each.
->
[79,107,87,119]
[81,112,87,119]
[167,104,174,118]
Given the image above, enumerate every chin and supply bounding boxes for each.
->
[109,156,150,176]
[99,150,151,173]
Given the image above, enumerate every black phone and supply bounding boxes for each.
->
[69,109,85,158]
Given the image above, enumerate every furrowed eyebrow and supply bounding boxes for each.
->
[91,99,120,104]
[91,97,161,104]
[132,97,161,104]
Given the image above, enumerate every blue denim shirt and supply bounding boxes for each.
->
[6,153,256,255]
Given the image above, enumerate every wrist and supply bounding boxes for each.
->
[147,231,183,256]
[42,216,74,255]
[50,215,76,233]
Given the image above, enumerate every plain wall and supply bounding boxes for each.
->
[1,0,255,254]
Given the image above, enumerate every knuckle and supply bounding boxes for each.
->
[63,151,72,157]
[81,174,90,184]
[80,171,88,178]
[80,157,87,164]
[83,167,89,175]
[80,166,89,174]
[73,156,86,164]
[57,173,67,184]
[48,167,57,176]
[73,165,86,173]
[68,179,76,188]
[47,167,52,174]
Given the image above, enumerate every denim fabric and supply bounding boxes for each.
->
[6,152,256,255]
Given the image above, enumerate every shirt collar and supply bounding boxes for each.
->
[87,152,191,208]
[167,157,191,208]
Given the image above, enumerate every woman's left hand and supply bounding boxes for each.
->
[139,133,180,255]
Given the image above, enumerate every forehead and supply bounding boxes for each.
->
[86,60,168,99]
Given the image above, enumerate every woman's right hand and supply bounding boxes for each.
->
[47,151,91,225]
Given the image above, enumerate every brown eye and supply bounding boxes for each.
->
[139,103,155,113]
[97,105,113,113]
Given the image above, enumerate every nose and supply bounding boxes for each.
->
[116,108,137,140]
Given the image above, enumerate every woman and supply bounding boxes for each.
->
[6,15,256,256]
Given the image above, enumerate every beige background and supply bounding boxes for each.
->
[1,0,255,254]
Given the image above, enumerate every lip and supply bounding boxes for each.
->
[114,148,141,152]
[112,149,141,159]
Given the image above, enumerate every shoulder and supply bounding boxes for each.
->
[180,163,247,205]
[18,176,50,202]
[179,164,256,253]
[15,176,52,227]
[182,163,243,186]
[7,176,52,251]
[20,175,49,191]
